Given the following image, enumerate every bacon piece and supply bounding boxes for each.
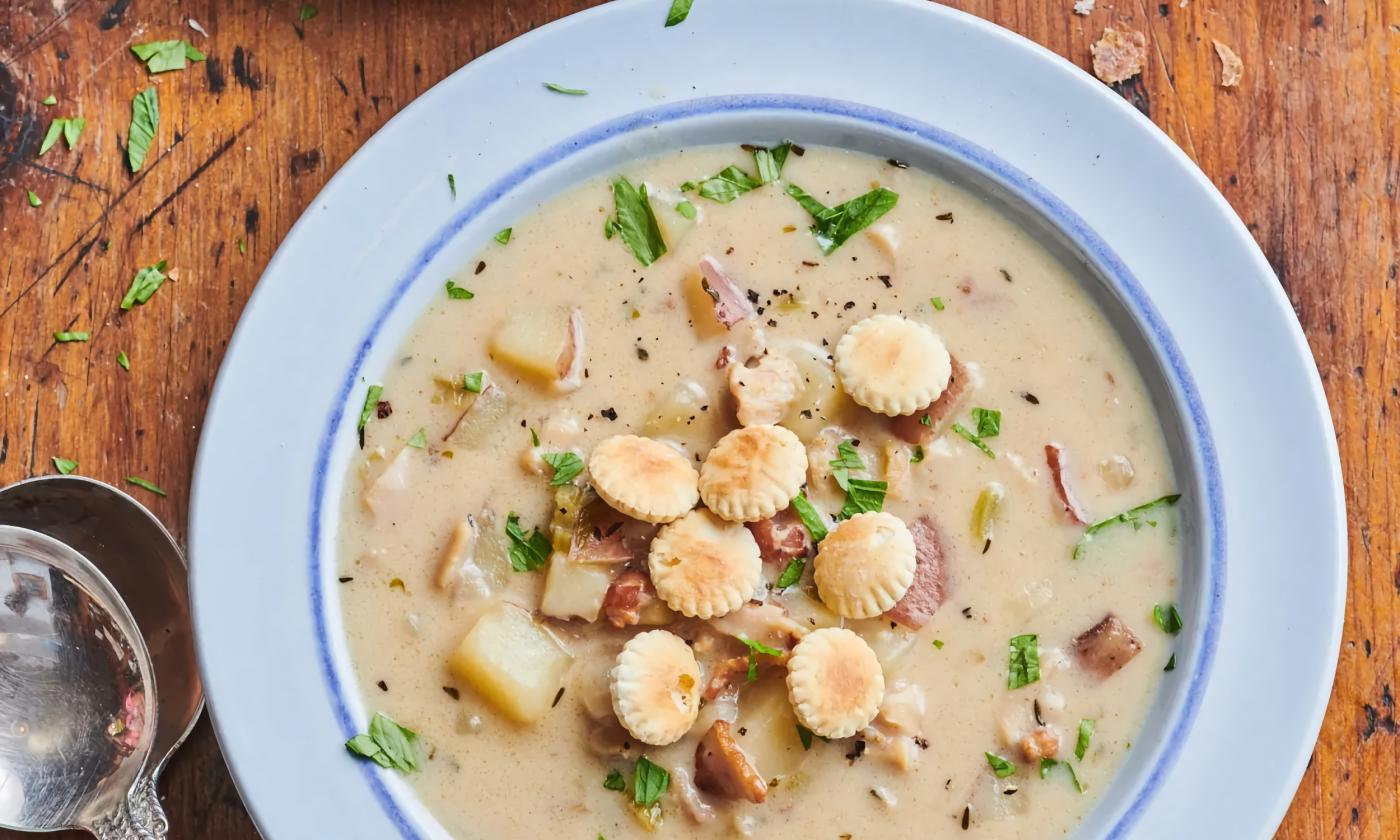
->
[885,516,948,630]
[715,345,735,369]
[601,570,660,629]
[745,508,813,565]
[694,720,768,804]
[1018,726,1061,761]
[890,356,971,444]
[1072,613,1143,678]
[1045,443,1090,525]
[699,255,756,329]
[702,655,750,701]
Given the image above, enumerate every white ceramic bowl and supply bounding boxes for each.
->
[190,1,1345,838]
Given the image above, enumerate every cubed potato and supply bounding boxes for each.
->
[539,552,614,622]
[778,341,855,441]
[635,596,676,626]
[443,383,510,448]
[777,587,842,630]
[491,310,570,382]
[734,677,807,780]
[362,445,420,521]
[449,601,572,724]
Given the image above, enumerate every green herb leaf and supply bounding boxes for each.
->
[633,757,669,807]
[462,371,484,393]
[1008,633,1040,689]
[357,384,383,436]
[120,260,169,310]
[775,557,805,590]
[53,331,89,343]
[611,176,667,267]
[447,173,456,198]
[675,199,697,220]
[116,350,131,371]
[971,407,1001,438]
[505,512,552,572]
[131,40,206,73]
[951,422,995,458]
[919,413,931,426]
[445,280,474,300]
[299,3,319,22]
[26,190,41,207]
[1153,603,1183,635]
[39,119,62,155]
[1039,757,1057,779]
[542,452,584,486]
[40,117,84,155]
[739,636,784,682]
[1164,653,1177,672]
[125,476,166,496]
[985,752,1017,778]
[789,492,828,542]
[796,724,814,750]
[61,117,85,149]
[543,82,588,96]
[838,477,887,520]
[42,95,57,106]
[346,712,421,773]
[910,444,925,463]
[494,227,513,245]
[603,217,620,239]
[1065,761,1086,793]
[529,427,540,447]
[603,768,626,791]
[127,87,159,172]
[1040,759,1086,793]
[828,440,866,491]
[785,183,899,255]
[1073,494,1182,560]
[664,0,694,26]
[51,457,78,475]
[752,141,792,184]
[407,428,427,449]
[1075,719,1095,761]
[238,238,247,255]
[931,296,945,311]
[931,639,945,650]
[695,165,761,204]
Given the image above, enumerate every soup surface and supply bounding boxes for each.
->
[338,144,1183,839]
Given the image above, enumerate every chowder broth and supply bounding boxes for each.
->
[338,145,1182,838]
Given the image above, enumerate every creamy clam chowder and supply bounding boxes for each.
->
[338,144,1184,839]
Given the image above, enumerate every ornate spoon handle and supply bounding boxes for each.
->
[90,777,169,840]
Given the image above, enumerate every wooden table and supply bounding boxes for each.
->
[1,0,1393,837]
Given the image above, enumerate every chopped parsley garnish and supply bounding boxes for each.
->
[984,752,1017,778]
[784,183,898,255]
[919,413,931,426]
[42,95,57,106]
[529,427,541,447]
[610,176,667,266]
[406,428,427,449]
[53,331,89,343]
[1008,633,1040,689]
[543,82,588,96]
[116,350,131,371]
[603,768,626,791]
[447,173,456,198]
[1039,758,1086,793]
[633,757,669,807]
[345,712,421,773]
[27,190,41,207]
[51,457,77,475]
[1073,493,1182,559]
[738,636,783,682]
[462,371,484,393]
[505,512,552,572]
[838,478,887,519]
[931,639,945,649]
[910,444,925,463]
[829,440,864,489]
[125,476,166,496]
[238,238,247,255]
[694,165,761,203]
[603,217,620,239]
[775,557,805,589]
[299,3,319,22]
[675,199,697,220]
[752,141,793,184]
[796,724,814,750]
[789,492,828,542]
[931,296,945,311]
[1153,603,1183,635]
[131,40,206,74]
[120,260,169,310]
[951,422,995,458]
[127,87,159,172]
[971,407,1001,438]
[357,384,383,440]
[542,452,584,486]
[494,227,513,245]
[1164,653,1177,672]
[664,0,694,26]
[1075,719,1095,761]
[40,117,85,155]
[445,280,474,300]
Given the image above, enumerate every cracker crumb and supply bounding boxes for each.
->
[1091,27,1148,85]
[1212,40,1243,87]
[1073,0,1095,14]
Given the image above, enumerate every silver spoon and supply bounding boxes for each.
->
[0,524,160,837]
[0,477,203,837]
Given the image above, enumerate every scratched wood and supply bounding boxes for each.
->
[0,0,1393,837]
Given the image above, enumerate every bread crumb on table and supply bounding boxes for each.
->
[1213,40,1244,87]
[1090,27,1148,85]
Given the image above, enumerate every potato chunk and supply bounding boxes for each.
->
[449,601,572,723]
[490,308,584,391]
[734,677,807,780]
[539,552,615,622]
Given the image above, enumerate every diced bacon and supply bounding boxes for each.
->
[745,508,813,565]
[885,516,948,630]
[1018,726,1061,761]
[601,570,659,629]
[694,720,768,803]
[703,655,750,701]
[699,255,756,329]
[890,356,972,444]
[1072,613,1143,678]
[715,345,736,369]
[1045,443,1090,525]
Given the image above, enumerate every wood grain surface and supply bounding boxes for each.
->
[0,1,1394,837]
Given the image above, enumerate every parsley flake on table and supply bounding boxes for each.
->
[664,0,694,26]
[116,350,131,371]
[39,117,85,155]
[126,476,167,496]
[51,457,78,475]
[42,95,57,106]
[120,260,169,310]
[131,40,206,74]
[26,190,41,207]
[127,87,160,172]
[299,4,319,22]
[53,331,89,343]
[345,712,422,773]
